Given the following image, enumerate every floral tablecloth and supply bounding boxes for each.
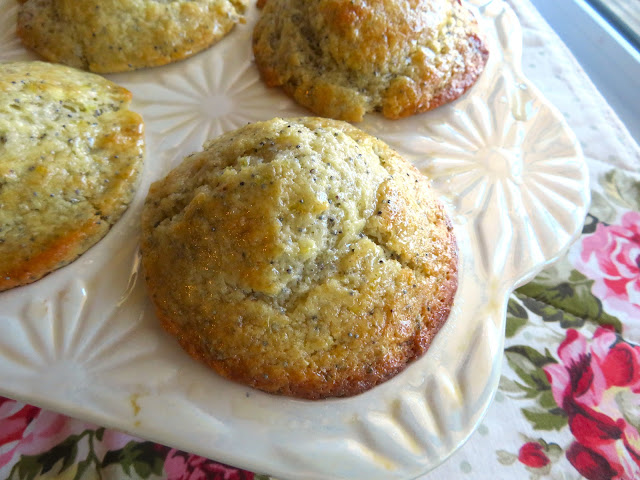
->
[2,0,639,478]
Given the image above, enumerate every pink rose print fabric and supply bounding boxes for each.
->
[571,211,640,323]
[544,327,640,480]
[164,450,254,480]
[0,397,258,479]
[0,398,86,470]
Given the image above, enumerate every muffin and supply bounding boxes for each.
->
[253,0,489,122]
[141,117,457,399]
[16,0,249,73]
[0,61,145,292]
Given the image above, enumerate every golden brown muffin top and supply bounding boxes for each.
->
[0,61,144,291]
[141,117,457,399]
[17,0,248,73]
[253,0,489,121]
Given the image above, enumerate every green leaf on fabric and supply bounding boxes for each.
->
[74,458,93,480]
[587,191,617,228]
[539,389,558,410]
[37,435,79,474]
[499,375,527,394]
[101,449,120,469]
[568,269,587,283]
[522,407,568,431]
[11,456,41,480]
[504,346,555,405]
[496,450,517,466]
[545,442,564,462]
[101,441,165,479]
[133,461,152,478]
[582,213,599,234]
[602,169,640,211]
[506,298,528,338]
[504,344,560,423]
[8,429,106,480]
[505,345,556,369]
[518,293,586,329]
[505,314,528,338]
[507,297,528,319]
[516,270,623,332]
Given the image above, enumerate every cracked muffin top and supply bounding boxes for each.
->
[141,117,457,399]
[0,61,145,292]
[16,0,248,73]
[253,0,489,122]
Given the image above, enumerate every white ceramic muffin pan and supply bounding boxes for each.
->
[0,1,589,479]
